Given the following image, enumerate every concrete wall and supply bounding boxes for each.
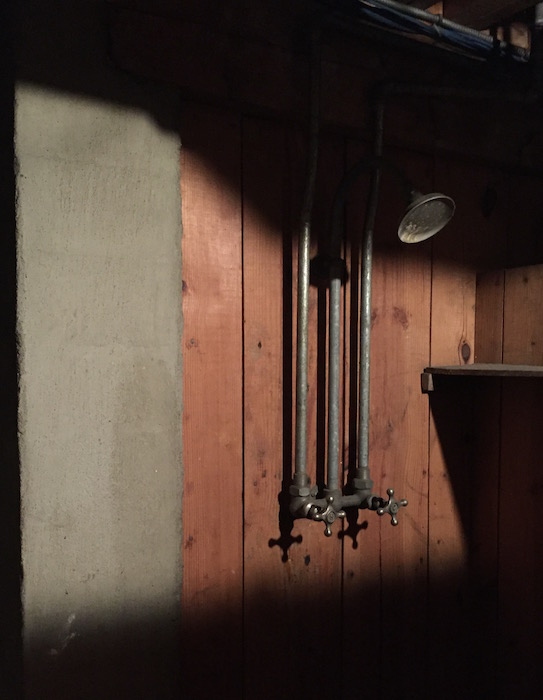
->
[15,2,183,697]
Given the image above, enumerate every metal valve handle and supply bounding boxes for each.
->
[309,495,346,537]
[376,488,408,526]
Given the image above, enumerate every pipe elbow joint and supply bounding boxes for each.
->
[289,480,319,519]
[351,471,373,504]
[289,495,314,519]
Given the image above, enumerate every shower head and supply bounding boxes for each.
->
[398,191,455,243]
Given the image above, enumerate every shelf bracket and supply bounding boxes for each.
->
[421,371,434,393]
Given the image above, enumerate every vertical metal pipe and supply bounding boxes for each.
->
[357,214,373,473]
[293,30,320,487]
[357,99,384,474]
[293,221,311,487]
[326,276,342,491]
[327,151,386,495]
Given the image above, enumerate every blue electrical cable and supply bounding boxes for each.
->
[359,9,491,57]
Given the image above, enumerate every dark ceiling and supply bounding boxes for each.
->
[398,1,540,30]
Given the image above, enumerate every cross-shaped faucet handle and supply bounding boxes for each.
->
[309,495,346,537]
[376,488,408,526]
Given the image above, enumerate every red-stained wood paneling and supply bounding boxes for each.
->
[498,265,543,694]
[241,117,307,699]
[498,380,543,696]
[180,102,543,700]
[428,163,507,697]
[475,270,505,363]
[106,6,543,699]
[341,142,382,699]
[180,105,244,699]
[373,150,433,697]
[275,128,344,694]
[503,264,543,364]
[107,2,543,172]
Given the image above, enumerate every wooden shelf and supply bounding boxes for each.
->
[421,364,543,391]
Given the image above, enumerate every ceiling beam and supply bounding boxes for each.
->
[443,1,537,29]
[402,1,439,8]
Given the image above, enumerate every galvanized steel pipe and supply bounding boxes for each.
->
[293,30,320,489]
[326,276,342,491]
[358,99,384,476]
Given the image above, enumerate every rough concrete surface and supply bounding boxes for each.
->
[15,2,183,697]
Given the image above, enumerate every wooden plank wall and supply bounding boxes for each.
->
[181,102,543,699]
[427,165,508,698]
[180,106,244,698]
[107,0,543,174]
[475,263,543,697]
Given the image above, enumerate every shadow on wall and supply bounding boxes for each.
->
[9,1,183,698]
[24,612,180,700]
[17,0,182,133]
[426,376,543,700]
[22,553,539,700]
[9,3,543,700]
[22,352,182,700]
[16,572,497,700]
[177,371,542,700]
[20,421,543,700]
[0,1,21,697]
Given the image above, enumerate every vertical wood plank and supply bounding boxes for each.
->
[503,264,543,364]
[469,377,500,697]
[180,105,243,699]
[475,270,504,363]
[499,265,543,693]
[431,164,507,364]
[506,175,543,269]
[428,374,501,697]
[242,121,344,698]
[427,376,472,698]
[287,129,344,692]
[241,117,290,700]
[429,163,507,696]
[374,149,432,697]
[498,380,543,696]
[342,141,382,699]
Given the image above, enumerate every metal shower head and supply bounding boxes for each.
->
[398,191,455,243]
